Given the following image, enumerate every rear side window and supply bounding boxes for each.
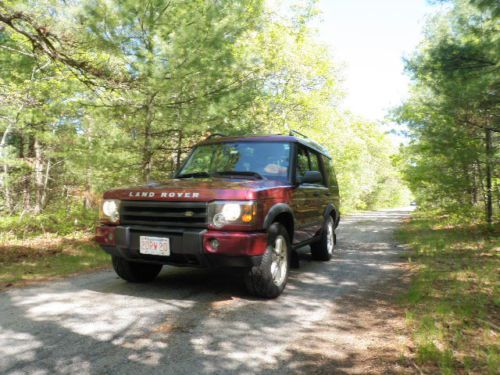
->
[321,155,338,187]
[309,151,320,172]
[308,150,326,186]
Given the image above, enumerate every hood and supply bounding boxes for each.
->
[103,178,291,201]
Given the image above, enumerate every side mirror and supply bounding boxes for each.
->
[299,171,322,184]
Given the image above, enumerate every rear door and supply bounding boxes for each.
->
[321,155,340,217]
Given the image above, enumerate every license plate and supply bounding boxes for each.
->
[139,236,170,256]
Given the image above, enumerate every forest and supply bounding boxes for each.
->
[0,0,498,373]
[2,0,496,234]
[0,0,411,237]
[395,0,498,225]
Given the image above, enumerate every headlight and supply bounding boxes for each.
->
[100,199,120,224]
[208,201,257,228]
[221,203,241,221]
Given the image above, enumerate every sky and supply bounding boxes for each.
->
[315,0,435,122]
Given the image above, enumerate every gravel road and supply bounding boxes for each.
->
[0,208,412,375]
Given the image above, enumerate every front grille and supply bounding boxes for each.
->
[120,201,208,228]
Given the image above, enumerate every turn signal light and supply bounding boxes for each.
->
[242,214,253,223]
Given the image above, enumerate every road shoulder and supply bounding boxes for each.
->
[274,262,414,374]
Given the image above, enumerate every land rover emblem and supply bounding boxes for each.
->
[185,211,194,217]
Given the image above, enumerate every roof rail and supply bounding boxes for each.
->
[289,129,309,139]
[206,133,227,140]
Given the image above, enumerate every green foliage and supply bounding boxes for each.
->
[0,203,98,239]
[397,211,499,374]
[0,0,410,236]
[394,0,499,222]
[314,115,411,211]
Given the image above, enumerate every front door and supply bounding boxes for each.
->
[306,150,329,236]
[291,145,326,244]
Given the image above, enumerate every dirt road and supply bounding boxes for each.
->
[0,209,412,375]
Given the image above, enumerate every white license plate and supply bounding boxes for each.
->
[139,236,170,256]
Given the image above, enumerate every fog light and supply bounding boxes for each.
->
[210,239,220,249]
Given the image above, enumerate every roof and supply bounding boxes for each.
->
[197,134,332,159]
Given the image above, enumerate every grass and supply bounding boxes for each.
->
[397,212,499,374]
[0,232,110,289]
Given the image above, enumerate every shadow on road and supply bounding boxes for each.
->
[0,209,411,375]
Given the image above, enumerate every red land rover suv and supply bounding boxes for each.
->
[95,134,340,298]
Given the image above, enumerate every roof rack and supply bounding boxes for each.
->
[289,129,309,139]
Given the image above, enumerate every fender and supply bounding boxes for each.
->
[323,203,340,228]
[263,203,298,268]
[263,203,295,231]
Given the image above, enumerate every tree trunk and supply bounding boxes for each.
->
[41,157,50,209]
[0,122,14,212]
[1,161,11,212]
[485,128,493,226]
[19,132,32,212]
[141,94,156,183]
[472,160,479,205]
[84,121,93,209]
[176,129,183,171]
[33,137,44,214]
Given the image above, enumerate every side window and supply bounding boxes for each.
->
[309,151,320,172]
[309,150,326,186]
[321,155,337,187]
[296,146,309,179]
[330,166,338,186]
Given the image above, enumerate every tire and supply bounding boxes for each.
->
[244,222,290,298]
[112,256,162,283]
[311,215,335,261]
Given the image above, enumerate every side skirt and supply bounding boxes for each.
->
[291,235,321,251]
[289,235,321,269]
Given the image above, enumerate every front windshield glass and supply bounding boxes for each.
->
[178,142,291,181]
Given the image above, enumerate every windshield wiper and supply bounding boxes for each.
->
[176,172,210,179]
[178,171,266,180]
[212,171,265,180]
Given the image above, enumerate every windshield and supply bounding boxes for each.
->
[178,142,291,181]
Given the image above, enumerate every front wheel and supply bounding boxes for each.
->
[311,216,335,261]
[112,256,162,283]
[244,222,290,298]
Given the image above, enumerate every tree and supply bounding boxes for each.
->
[1,0,409,226]
[395,0,498,223]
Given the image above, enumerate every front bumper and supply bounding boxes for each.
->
[95,225,267,268]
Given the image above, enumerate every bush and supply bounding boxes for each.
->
[0,203,98,240]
